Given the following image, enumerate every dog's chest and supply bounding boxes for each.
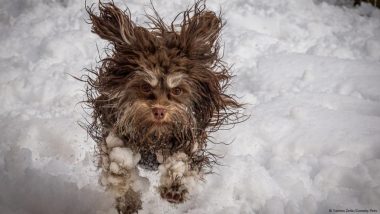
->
[138,151,160,170]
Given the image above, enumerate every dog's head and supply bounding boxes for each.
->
[85,1,242,153]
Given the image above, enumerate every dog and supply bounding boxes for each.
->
[84,1,243,213]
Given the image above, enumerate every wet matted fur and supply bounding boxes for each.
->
[82,0,244,213]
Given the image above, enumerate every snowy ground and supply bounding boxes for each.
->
[1,0,380,213]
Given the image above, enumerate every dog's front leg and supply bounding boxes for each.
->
[99,132,149,214]
[158,152,202,204]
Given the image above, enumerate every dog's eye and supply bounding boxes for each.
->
[141,83,152,93]
[171,87,182,96]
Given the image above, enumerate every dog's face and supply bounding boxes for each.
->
[117,66,196,142]
[86,2,241,152]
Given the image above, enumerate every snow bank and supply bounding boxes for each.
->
[1,0,380,213]
[222,54,380,213]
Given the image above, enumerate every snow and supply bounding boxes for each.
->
[106,132,125,148]
[1,0,380,213]
[109,147,141,170]
[158,152,201,193]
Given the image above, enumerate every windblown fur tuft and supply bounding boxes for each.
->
[83,0,244,172]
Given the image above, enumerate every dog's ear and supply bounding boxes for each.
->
[179,2,222,62]
[86,2,137,46]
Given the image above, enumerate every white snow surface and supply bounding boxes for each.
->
[1,0,380,213]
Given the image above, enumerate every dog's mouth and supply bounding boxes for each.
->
[145,120,170,133]
[151,119,167,124]
[116,102,196,142]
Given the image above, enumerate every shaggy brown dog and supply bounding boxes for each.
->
[83,1,243,213]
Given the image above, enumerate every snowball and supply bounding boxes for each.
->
[159,152,189,177]
[105,132,124,148]
[109,147,141,170]
[159,152,202,192]
[109,162,121,174]
[156,152,164,163]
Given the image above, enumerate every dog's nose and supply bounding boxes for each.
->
[152,107,166,120]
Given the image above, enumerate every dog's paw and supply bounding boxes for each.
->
[159,183,189,204]
[115,189,142,214]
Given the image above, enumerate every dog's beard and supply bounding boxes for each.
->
[114,100,197,153]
